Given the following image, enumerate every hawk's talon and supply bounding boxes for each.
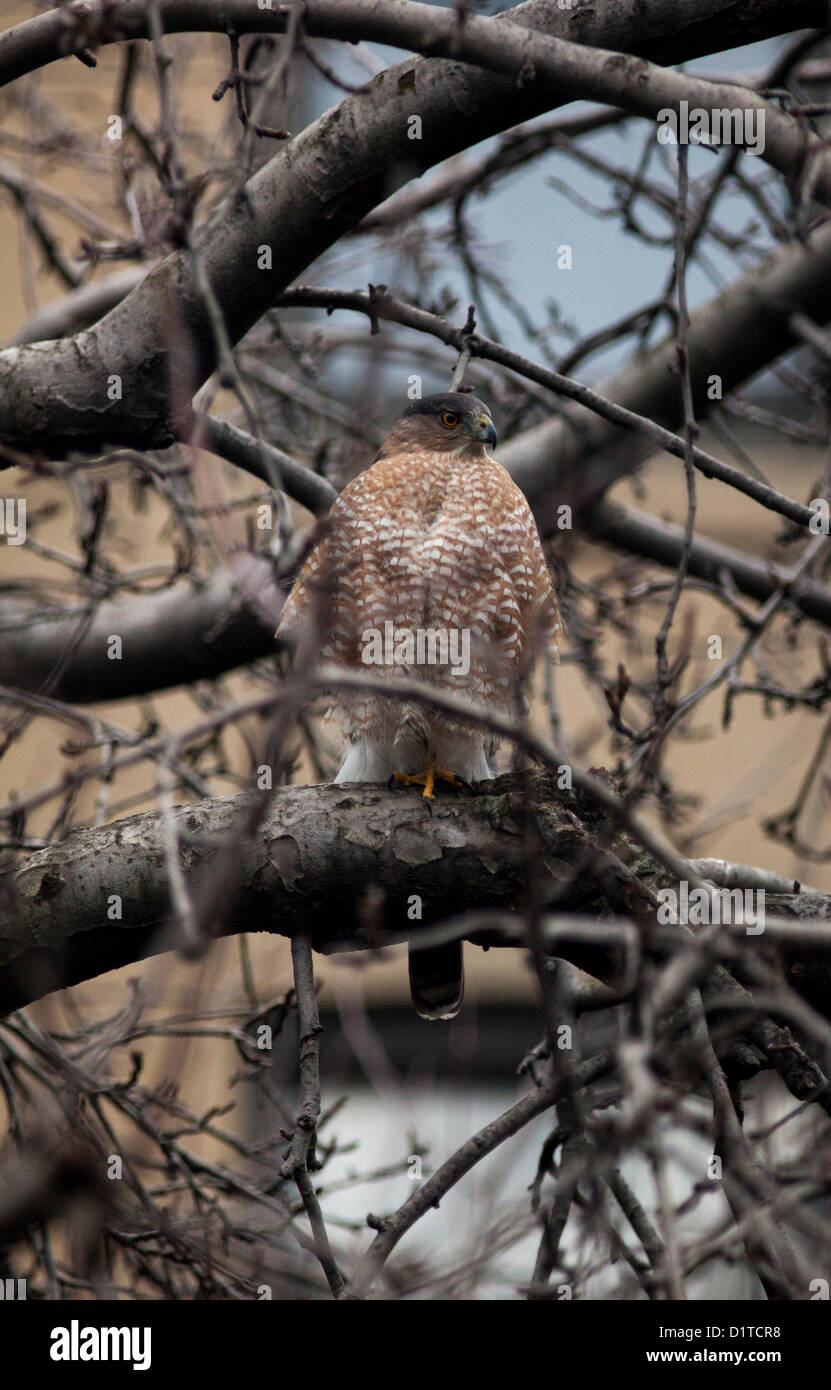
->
[391,764,464,800]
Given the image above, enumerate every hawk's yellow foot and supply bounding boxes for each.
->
[391,762,464,799]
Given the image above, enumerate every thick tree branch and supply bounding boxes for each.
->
[2,770,831,1017]
[500,218,831,513]
[8,266,148,347]
[585,498,831,630]
[1,1,821,93]
[0,0,823,454]
[0,558,283,703]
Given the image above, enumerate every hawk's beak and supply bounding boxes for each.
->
[474,414,497,447]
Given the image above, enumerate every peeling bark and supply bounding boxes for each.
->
[2,771,830,1017]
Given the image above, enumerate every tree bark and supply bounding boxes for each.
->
[2,770,830,1016]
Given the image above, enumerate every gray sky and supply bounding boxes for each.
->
[287,19,798,407]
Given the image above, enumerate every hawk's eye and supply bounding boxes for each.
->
[440,411,459,427]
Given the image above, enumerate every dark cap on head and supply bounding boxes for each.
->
[403,392,491,420]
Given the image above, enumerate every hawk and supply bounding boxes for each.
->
[278,393,560,1018]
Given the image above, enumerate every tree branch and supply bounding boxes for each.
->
[0,558,284,703]
[345,1046,616,1299]
[0,0,823,454]
[3,2,831,700]
[500,217,831,514]
[1,1,820,92]
[585,498,831,630]
[3,770,831,1016]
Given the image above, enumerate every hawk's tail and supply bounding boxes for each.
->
[408,940,464,1020]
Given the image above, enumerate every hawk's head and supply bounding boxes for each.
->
[377,392,497,459]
